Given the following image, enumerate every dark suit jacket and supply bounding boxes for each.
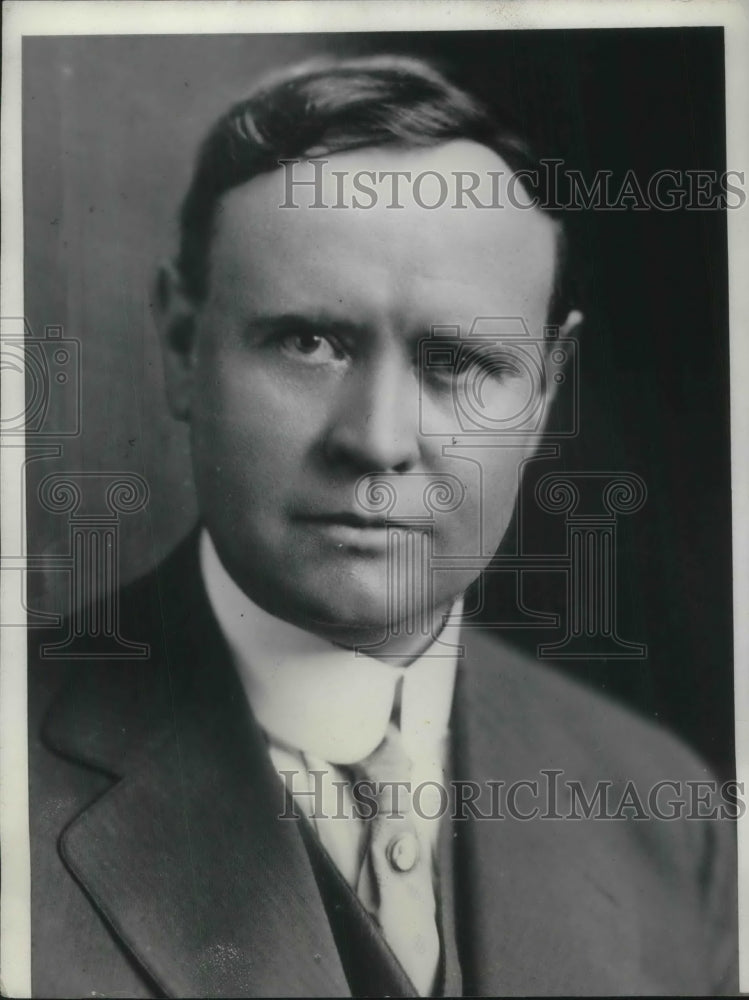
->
[28,532,738,997]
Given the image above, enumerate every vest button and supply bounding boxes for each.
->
[386,832,420,872]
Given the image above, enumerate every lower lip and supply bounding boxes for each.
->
[300,520,396,551]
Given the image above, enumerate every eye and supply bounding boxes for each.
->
[424,343,526,386]
[280,331,342,363]
[460,347,525,381]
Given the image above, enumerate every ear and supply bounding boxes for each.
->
[543,307,584,403]
[152,261,199,422]
[559,309,584,341]
[559,309,585,339]
[523,308,585,454]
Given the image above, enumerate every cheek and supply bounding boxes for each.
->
[487,447,538,532]
[192,364,312,474]
[449,448,529,551]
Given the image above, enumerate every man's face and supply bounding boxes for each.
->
[162,141,565,652]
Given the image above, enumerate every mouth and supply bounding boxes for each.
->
[293,511,412,550]
[304,512,389,528]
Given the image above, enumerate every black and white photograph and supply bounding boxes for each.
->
[1,1,748,997]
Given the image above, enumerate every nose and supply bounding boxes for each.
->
[322,352,421,473]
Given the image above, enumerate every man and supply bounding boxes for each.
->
[28,55,737,997]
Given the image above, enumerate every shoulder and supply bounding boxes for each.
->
[459,628,738,994]
[28,528,210,766]
[460,626,712,785]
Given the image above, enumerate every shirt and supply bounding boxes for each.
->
[200,528,462,888]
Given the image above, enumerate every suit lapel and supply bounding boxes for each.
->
[453,629,641,996]
[45,535,350,998]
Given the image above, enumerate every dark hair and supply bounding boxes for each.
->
[177,54,576,325]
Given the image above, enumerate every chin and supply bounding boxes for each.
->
[288,584,393,640]
[257,572,416,647]
[232,543,463,648]
[303,588,462,655]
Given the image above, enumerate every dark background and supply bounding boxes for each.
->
[23,29,734,777]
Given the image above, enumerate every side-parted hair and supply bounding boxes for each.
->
[177,54,576,325]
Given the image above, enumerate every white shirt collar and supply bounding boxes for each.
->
[199,529,462,765]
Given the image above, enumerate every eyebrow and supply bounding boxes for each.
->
[245,312,369,339]
[244,311,512,353]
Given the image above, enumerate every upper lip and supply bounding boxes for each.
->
[295,511,392,528]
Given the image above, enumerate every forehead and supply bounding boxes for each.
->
[207,140,558,332]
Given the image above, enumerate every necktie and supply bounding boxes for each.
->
[354,721,441,996]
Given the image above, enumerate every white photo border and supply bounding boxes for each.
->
[2,2,747,996]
